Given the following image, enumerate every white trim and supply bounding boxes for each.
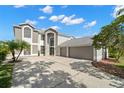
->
[45,30,57,56]
[93,48,97,61]
[22,25,33,55]
[66,47,69,57]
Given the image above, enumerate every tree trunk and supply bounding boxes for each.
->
[16,48,23,61]
[12,51,16,62]
[104,47,107,59]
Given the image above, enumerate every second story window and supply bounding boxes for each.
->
[24,27,31,38]
[49,37,54,46]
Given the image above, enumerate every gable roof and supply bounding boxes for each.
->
[45,28,58,34]
[19,23,35,29]
[59,37,93,47]
[41,28,74,38]
[13,23,74,37]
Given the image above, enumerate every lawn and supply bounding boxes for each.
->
[0,63,14,88]
[116,57,124,68]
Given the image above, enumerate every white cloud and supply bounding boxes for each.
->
[83,20,97,29]
[49,14,85,25]
[61,14,85,25]
[49,15,65,22]
[14,5,25,8]
[50,26,60,30]
[25,19,37,26]
[112,5,124,18]
[39,16,46,20]
[61,5,68,8]
[40,5,53,14]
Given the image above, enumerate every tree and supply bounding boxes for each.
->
[92,15,124,62]
[15,40,30,61]
[92,25,112,59]
[7,40,19,62]
[7,40,30,62]
[110,15,124,61]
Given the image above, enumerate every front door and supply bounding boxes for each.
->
[50,47,54,55]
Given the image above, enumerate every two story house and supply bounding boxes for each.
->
[13,23,108,61]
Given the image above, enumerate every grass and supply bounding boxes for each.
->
[0,63,14,88]
[115,56,124,68]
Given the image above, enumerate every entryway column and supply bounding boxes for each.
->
[45,33,49,56]
[54,33,56,56]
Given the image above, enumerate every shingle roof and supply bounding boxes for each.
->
[59,37,93,47]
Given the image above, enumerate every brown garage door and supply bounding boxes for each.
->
[69,46,93,60]
[60,47,66,57]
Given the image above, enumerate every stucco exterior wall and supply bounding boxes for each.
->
[40,38,44,46]
[96,48,103,62]
[32,45,38,54]
[14,27,22,40]
[32,31,38,43]
[93,48,106,62]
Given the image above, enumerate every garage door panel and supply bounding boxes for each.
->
[60,47,66,57]
[69,46,93,60]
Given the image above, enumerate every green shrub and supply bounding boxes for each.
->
[0,42,9,62]
[0,52,7,62]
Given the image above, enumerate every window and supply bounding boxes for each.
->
[50,47,54,55]
[24,45,31,55]
[24,27,31,38]
[49,37,54,46]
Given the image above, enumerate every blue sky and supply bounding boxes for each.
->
[0,5,116,40]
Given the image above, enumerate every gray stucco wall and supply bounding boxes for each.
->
[32,45,38,54]
[32,31,38,43]
[14,27,22,40]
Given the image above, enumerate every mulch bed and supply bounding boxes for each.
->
[92,60,124,79]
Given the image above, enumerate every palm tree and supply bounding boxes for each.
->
[7,40,19,61]
[15,40,30,61]
[7,40,30,62]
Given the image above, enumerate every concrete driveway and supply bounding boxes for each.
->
[12,56,124,88]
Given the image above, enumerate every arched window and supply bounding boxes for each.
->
[24,27,31,38]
